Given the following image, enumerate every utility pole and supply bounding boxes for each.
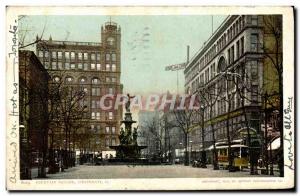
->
[165,45,189,94]
[264,92,269,175]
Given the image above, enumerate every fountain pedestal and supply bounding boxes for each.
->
[109,111,147,164]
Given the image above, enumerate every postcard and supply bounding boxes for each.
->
[6,6,294,190]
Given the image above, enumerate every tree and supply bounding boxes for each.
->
[46,75,87,171]
[143,115,163,161]
[262,15,283,177]
[172,103,197,166]
[18,15,48,50]
[196,82,221,169]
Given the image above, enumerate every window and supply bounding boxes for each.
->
[92,88,100,96]
[53,76,60,82]
[78,52,83,60]
[233,24,236,36]
[70,63,76,69]
[51,62,57,70]
[83,63,88,70]
[91,100,96,108]
[78,63,83,69]
[108,87,114,94]
[79,77,86,83]
[65,62,70,70]
[52,51,57,58]
[109,112,113,120]
[91,124,95,130]
[250,61,258,79]
[91,53,96,61]
[96,64,101,70]
[44,51,49,58]
[111,77,116,83]
[236,41,240,58]
[71,52,75,60]
[96,125,101,132]
[105,138,110,147]
[251,85,258,102]
[91,63,96,69]
[38,51,43,57]
[106,53,110,61]
[96,53,101,61]
[205,69,209,84]
[58,62,63,70]
[84,53,88,60]
[58,51,62,59]
[91,112,96,120]
[44,62,49,69]
[106,64,110,71]
[200,74,204,85]
[111,138,116,146]
[112,127,116,134]
[250,34,259,52]
[112,53,116,61]
[211,64,215,78]
[65,76,73,83]
[112,64,116,72]
[106,127,110,134]
[65,52,70,60]
[107,37,115,46]
[96,100,101,108]
[92,78,99,84]
[227,49,231,64]
[96,112,100,120]
[106,77,110,82]
[251,15,258,25]
[231,46,235,62]
[241,37,244,54]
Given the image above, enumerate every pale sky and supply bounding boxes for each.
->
[19,15,227,95]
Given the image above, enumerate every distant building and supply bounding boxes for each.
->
[159,111,190,162]
[19,50,50,179]
[36,21,123,153]
[138,110,161,158]
[184,15,282,149]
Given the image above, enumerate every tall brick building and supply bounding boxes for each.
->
[36,21,123,153]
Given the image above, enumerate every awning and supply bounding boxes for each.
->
[268,137,281,150]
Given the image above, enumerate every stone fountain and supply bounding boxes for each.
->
[109,94,147,163]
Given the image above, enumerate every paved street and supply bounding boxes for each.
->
[38,165,279,179]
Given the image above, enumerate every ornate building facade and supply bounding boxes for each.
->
[36,21,123,153]
[184,15,282,149]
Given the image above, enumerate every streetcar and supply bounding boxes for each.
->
[207,139,249,170]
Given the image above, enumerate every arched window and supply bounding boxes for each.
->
[65,76,73,83]
[111,53,116,61]
[92,77,100,84]
[79,77,87,84]
[217,56,226,73]
[53,76,61,83]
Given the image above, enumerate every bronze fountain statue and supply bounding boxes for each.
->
[110,94,147,162]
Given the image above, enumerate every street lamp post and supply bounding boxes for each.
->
[200,105,207,168]
[20,124,31,179]
[179,142,183,164]
[189,140,193,165]
[48,129,56,174]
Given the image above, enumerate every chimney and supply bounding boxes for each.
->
[187,45,190,63]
